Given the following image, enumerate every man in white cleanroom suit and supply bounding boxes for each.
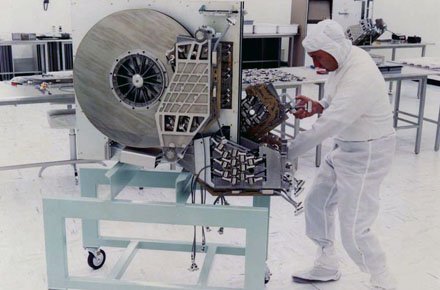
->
[288,20,397,290]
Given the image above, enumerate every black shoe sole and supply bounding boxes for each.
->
[292,276,339,284]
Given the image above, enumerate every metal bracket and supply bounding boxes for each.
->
[199,5,239,16]
[85,247,100,257]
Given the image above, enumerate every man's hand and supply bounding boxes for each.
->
[293,95,324,119]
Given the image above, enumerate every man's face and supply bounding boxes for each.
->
[308,50,339,72]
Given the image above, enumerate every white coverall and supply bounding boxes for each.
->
[288,20,396,287]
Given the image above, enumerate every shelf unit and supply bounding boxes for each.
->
[242,37,282,69]
[0,39,73,81]
[242,33,297,69]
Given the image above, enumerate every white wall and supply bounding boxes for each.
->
[243,0,292,60]
[0,0,72,40]
[244,0,440,60]
[373,0,439,59]
[0,0,291,57]
[0,0,291,41]
[0,0,72,58]
[243,0,292,24]
[1,0,437,59]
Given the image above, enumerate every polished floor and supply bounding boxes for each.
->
[0,81,439,290]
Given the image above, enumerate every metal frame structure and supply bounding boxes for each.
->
[156,38,213,153]
[279,69,433,157]
[360,42,434,92]
[393,61,440,152]
[389,76,427,154]
[43,165,271,290]
[360,42,433,60]
[360,0,374,20]
[392,77,440,152]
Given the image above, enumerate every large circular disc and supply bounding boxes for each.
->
[74,9,191,148]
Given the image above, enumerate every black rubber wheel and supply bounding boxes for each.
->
[87,249,106,270]
[265,276,271,284]
[264,265,271,285]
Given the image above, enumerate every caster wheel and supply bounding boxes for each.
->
[264,265,272,285]
[264,276,271,284]
[87,249,106,270]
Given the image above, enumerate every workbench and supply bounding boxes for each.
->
[359,42,435,92]
[244,63,440,167]
[0,81,102,177]
[0,81,75,106]
[392,60,440,151]
[359,42,434,60]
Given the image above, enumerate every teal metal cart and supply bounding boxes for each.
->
[43,163,272,290]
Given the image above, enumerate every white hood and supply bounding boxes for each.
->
[302,19,352,66]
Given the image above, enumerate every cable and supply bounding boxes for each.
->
[201,137,207,249]
[190,173,198,271]
[190,165,210,198]
[217,194,225,234]
[213,19,234,52]
[189,164,210,270]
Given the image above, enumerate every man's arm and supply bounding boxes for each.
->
[318,97,330,110]
[293,95,324,119]
[287,82,371,161]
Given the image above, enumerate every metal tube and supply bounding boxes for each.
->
[396,125,419,130]
[0,159,103,172]
[389,48,397,93]
[361,0,366,19]
[370,0,375,19]
[422,117,439,124]
[61,42,66,71]
[280,88,287,139]
[396,110,437,122]
[69,129,78,179]
[44,43,49,73]
[56,42,61,71]
[415,77,428,154]
[39,44,45,73]
[288,36,295,67]
[435,106,440,151]
[366,0,371,19]
[397,117,418,126]
[273,129,294,139]
[294,86,301,138]
[293,86,302,170]
[315,83,324,167]
[393,80,402,128]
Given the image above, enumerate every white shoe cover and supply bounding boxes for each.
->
[292,265,341,283]
[369,270,398,290]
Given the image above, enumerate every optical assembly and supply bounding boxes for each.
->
[73,1,304,211]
